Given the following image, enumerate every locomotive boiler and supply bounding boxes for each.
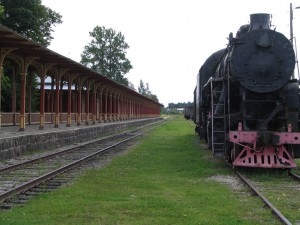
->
[194,13,300,168]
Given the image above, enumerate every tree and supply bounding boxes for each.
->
[138,80,147,96]
[0,0,62,46]
[138,79,159,102]
[80,26,132,86]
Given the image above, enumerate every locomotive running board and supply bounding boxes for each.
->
[232,145,296,168]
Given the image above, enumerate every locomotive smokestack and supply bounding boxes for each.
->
[249,13,270,30]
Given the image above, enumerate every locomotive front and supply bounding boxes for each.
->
[229,14,295,93]
[228,14,300,168]
[197,13,300,168]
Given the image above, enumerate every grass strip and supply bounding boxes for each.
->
[0,116,280,225]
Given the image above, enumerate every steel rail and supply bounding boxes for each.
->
[0,119,166,203]
[288,171,300,181]
[235,171,292,225]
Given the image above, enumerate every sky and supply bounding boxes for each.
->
[42,0,300,107]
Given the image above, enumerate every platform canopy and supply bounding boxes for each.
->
[0,24,160,105]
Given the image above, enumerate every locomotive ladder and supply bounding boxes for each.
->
[211,78,227,157]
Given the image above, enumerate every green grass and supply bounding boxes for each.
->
[0,116,280,225]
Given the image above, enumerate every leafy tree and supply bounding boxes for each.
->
[0,0,62,46]
[138,80,147,96]
[138,79,159,102]
[80,26,132,86]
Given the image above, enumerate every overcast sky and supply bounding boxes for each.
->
[42,0,300,107]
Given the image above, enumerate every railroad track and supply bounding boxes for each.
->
[288,170,300,181]
[0,119,166,209]
[235,170,300,225]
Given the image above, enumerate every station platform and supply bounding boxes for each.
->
[0,118,162,160]
[0,121,88,139]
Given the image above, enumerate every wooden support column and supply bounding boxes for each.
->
[119,96,123,121]
[85,85,90,125]
[134,100,137,118]
[104,93,108,122]
[77,80,82,126]
[67,75,72,127]
[19,72,26,131]
[113,93,117,121]
[131,99,133,119]
[54,75,60,128]
[128,98,130,120]
[129,99,132,119]
[122,97,125,120]
[137,101,139,119]
[139,102,141,118]
[132,99,135,118]
[117,93,121,121]
[109,92,113,122]
[125,98,128,120]
[39,74,46,129]
[122,97,126,120]
[27,71,32,125]
[50,78,54,123]
[12,66,17,125]
[92,83,97,124]
[137,101,140,118]
[99,91,103,123]
[59,90,63,122]
[132,100,135,119]
[127,99,129,119]
[141,103,144,118]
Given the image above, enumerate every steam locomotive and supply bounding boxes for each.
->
[194,13,300,168]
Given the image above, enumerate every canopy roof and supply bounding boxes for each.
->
[0,24,161,106]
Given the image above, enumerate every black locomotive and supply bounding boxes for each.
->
[184,105,194,120]
[194,13,300,168]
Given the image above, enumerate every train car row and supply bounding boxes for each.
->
[183,106,194,120]
[191,13,300,169]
